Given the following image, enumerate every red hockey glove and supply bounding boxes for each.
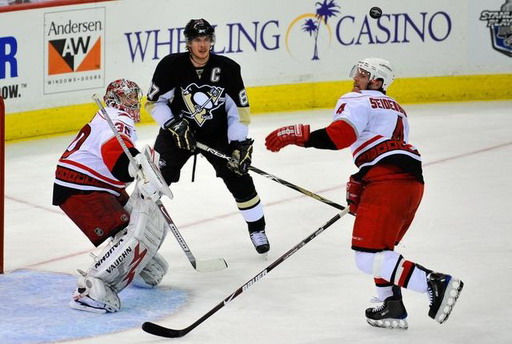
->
[346,176,364,215]
[265,124,310,152]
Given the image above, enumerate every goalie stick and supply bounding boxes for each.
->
[142,206,350,338]
[196,142,346,211]
[92,95,227,273]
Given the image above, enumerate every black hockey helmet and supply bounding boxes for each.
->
[184,18,215,42]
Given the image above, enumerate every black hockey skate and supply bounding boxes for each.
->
[249,230,269,254]
[427,272,464,324]
[366,286,408,330]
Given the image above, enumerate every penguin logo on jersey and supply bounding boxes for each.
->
[181,83,225,126]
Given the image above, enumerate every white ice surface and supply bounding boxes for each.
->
[3,100,512,343]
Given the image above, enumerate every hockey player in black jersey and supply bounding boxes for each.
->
[146,18,269,254]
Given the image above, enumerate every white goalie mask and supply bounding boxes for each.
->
[349,57,395,91]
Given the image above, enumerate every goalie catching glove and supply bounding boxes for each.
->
[164,115,196,152]
[265,124,310,152]
[227,138,254,175]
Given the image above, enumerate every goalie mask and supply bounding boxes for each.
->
[349,57,395,91]
[104,79,143,122]
[184,18,215,46]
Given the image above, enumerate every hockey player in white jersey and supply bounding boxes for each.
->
[265,58,464,329]
[53,79,170,313]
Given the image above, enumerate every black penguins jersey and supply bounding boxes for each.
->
[146,52,251,143]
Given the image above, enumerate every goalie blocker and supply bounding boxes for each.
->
[70,146,172,313]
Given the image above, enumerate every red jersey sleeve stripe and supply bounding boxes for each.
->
[325,120,357,150]
[101,135,134,172]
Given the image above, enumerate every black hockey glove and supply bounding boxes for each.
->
[227,138,254,176]
[164,116,196,152]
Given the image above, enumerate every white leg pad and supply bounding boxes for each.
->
[72,191,168,311]
[133,252,169,288]
[88,194,168,292]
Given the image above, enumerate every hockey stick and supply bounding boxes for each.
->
[142,206,350,338]
[196,142,346,211]
[92,95,227,272]
[153,201,228,272]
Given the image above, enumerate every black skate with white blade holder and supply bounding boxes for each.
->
[427,272,464,324]
[365,286,408,330]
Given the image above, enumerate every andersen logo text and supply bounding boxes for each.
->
[44,7,105,94]
[47,19,103,35]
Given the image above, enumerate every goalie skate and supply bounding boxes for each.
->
[69,274,121,313]
[427,272,464,324]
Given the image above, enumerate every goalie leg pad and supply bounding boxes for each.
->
[79,193,168,298]
[133,252,169,288]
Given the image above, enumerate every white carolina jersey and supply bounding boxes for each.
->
[333,90,421,172]
[55,107,137,196]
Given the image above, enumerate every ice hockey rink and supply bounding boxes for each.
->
[2,100,511,344]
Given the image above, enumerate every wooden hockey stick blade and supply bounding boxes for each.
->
[195,257,228,272]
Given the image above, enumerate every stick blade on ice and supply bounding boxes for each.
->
[142,322,188,338]
[195,258,228,272]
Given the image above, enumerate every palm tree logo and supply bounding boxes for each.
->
[302,0,340,60]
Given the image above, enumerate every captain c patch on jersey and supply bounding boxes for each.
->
[181,83,225,126]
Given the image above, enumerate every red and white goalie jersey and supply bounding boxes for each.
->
[53,107,138,205]
[328,90,423,181]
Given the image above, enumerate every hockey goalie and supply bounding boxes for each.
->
[52,79,172,313]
